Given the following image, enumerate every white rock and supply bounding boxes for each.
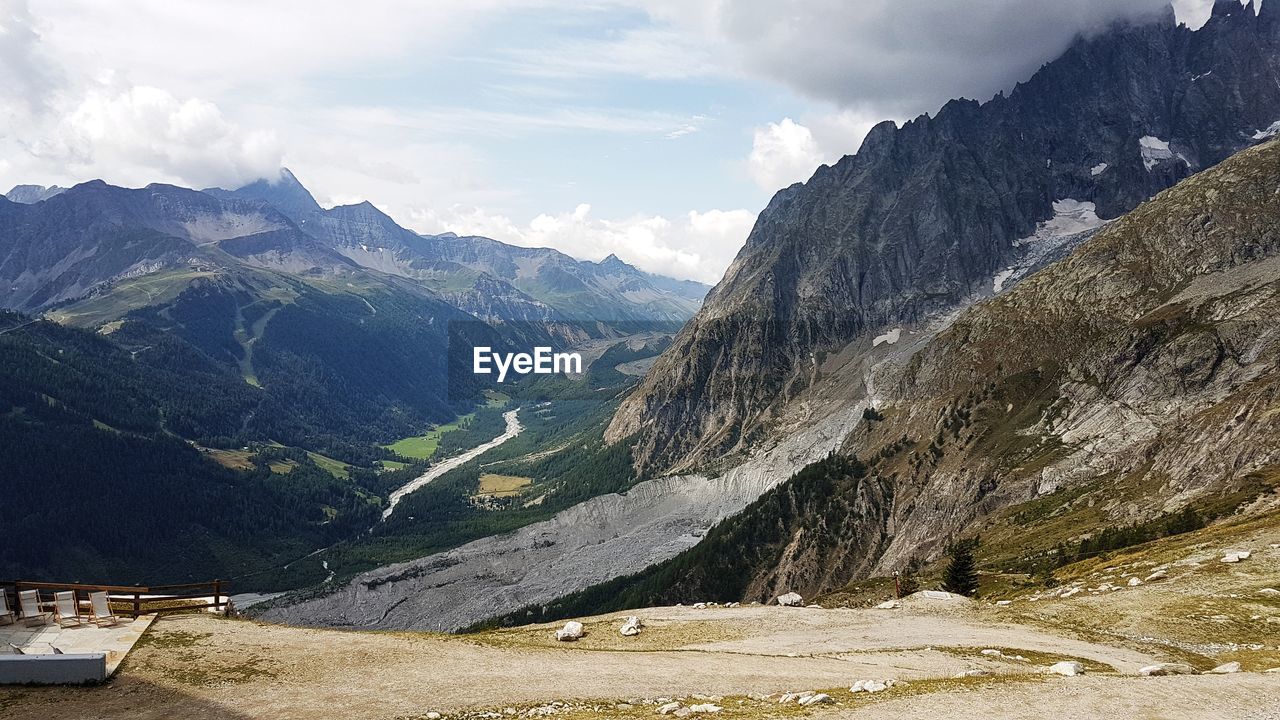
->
[1128,577,1143,587]
[778,692,815,704]
[1047,661,1084,677]
[875,599,900,610]
[1138,663,1199,676]
[1221,554,1241,564]
[692,602,708,609]
[1259,588,1280,597]
[1238,551,1252,560]
[995,600,1012,606]
[776,592,804,607]
[850,679,889,693]
[687,704,721,714]
[1145,570,1168,582]
[1266,667,1280,673]
[798,694,833,706]
[619,616,643,636]
[426,714,442,719]
[981,649,1003,656]
[1208,662,1241,674]
[554,621,584,641]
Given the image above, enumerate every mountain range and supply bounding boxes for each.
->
[381,1,1280,629]
[608,0,1280,476]
[0,169,706,586]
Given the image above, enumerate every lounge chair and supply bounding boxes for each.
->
[88,591,119,627]
[18,590,50,626]
[53,591,82,627]
[0,590,13,625]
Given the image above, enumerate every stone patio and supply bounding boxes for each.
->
[1,614,156,676]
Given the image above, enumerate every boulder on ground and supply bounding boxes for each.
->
[1128,577,1142,587]
[1145,570,1168,582]
[1221,553,1242,564]
[776,592,804,607]
[798,694,833,706]
[1138,663,1198,676]
[1260,588,1280,597]
[850,680,890,693]
[875,599,900,610]
[1208,662,1241,674]
[619,616,643,636]
[1047,661,1084,677]
[657,703,682,715]
[954,669,990,678]
[995,600,1012,606]
[554,621,584,641]
[687,704,721,714]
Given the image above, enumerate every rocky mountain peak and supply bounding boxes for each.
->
[206,168,322,224]
[4,184,66,204]
[608,7,1280,475]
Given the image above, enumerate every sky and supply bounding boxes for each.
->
[0,0,1231,283]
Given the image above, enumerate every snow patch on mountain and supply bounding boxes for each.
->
[872,328,901,347]
[1253,121,1280,141]
[1139,136,1190,171]
[993,199,1106,295]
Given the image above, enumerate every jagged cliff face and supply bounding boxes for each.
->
[631,137,1280,604]
[609,3,1280,475]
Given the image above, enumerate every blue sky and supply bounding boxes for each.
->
[0,0,1226,282]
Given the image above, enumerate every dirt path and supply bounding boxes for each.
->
[3,597,1239,720]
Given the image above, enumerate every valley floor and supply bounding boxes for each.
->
[3,518,1277,719]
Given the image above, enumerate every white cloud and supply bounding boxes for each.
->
[29,85,282,189]
[684,0,1198,116]
[405,203,756,284]
[746,118,823,191]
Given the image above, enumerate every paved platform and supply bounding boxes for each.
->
[1,614,155,676]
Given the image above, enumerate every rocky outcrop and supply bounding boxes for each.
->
[609,7,1280,476]
[532,138,1280,609]
[259,398,858,631]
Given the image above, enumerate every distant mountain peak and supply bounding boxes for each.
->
[598,253,630,270]
[206,168,321,223]
[6,184,67,204]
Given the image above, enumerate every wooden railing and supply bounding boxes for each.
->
[0,580,229,619]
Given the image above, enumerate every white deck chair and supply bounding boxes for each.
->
[18,590,50,626]
[53,591,82,628]
[88,591,119,627]
[0,590,14,625]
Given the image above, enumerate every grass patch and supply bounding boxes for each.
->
[476,473,533,498]
[932,645,1116,673]
[204,448,254,471]
[470,617,748,653]
[385,414,474,460]
[306,450,350,480]
[136,630,213,650]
